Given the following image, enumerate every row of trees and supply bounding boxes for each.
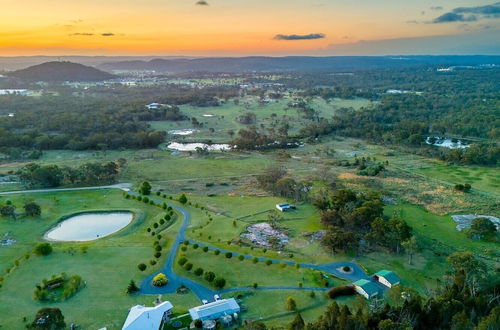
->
[18,161,120,188]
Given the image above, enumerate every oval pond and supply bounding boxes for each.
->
[45,212,133,242]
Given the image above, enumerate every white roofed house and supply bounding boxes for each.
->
[189,298,240,321]
[122,301,173,330]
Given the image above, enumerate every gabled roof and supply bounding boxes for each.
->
[375,270,400,284]
[189,298,240,320]
[122,301,173,330]
[353,279,379,296]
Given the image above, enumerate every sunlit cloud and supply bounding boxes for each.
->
[274,33,325,40]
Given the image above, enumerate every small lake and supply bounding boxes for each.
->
[426,137,470,149]
[45,212,133,242]
[167,142,231,151]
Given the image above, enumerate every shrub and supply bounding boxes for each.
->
[152,273,168,287]
[286,297,297,311]
[253,282,258,289]
[193,244,199,249]
[214,277,226,289]
[154,252,161,258]
[143,197,149,203]
[253,257,259,264]
[31,308,65,330]
[194,268,204,276]
[342,266,351,272]
[153,223,159,229]
[225,252,233,259]
[159,219,165,225]
[238,255,245,261]
[24,201,42,217]
[138,263,147,271]
[184,262,193,271]
[34,243,53,256]
[155,245,162,252]
[203,246,209,252]
[147,227,151,232]
[183,241,189,245]
[327,286,356,299]
[181,246,187,252]
[265,260,272,266]
[309,291,316,298]
[139,181,152,195]
[204,271,216,282]
[178,193,188,204]
[214,249,220,255]
[178,257,188,266]
[157,234,162,240]
[127,280,139,294]
[149,259,157,266]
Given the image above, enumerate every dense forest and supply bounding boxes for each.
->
[0,83,240,154]
[0,65,498,165]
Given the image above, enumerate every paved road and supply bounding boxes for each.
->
[0,183,133,195]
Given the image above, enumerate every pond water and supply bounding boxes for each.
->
[45,212,133,241]
[168,129,198,136]
[167,142,231,151]
[426,137,470,149]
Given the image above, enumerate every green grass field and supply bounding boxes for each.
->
[0,189,201,329]
[149,96,373,143]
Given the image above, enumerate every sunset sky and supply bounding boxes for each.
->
[1,0,499,56]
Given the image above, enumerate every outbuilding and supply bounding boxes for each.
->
[275,203,296,212]
[189,298,240,321]
[353,279,379,299]
[373,270,400,288]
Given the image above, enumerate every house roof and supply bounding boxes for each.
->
[375,270,400,284]
[354,279,379,296]
[122,301,173,330]
[189,298,240,320]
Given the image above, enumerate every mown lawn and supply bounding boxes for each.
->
[227,289,355,327]
[174,245,338,289]
[0,189,197,329]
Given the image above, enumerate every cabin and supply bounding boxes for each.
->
[373,270,400,288]
[353,279,379,299]
[189,298,240,321]
[275,203,296,212]
[122,301,173,330]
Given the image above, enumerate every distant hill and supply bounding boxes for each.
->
[8,61,115,82]
[98,55,500,73]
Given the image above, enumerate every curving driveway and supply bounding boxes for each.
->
[0,184,385,301]
[139,196,387,301]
